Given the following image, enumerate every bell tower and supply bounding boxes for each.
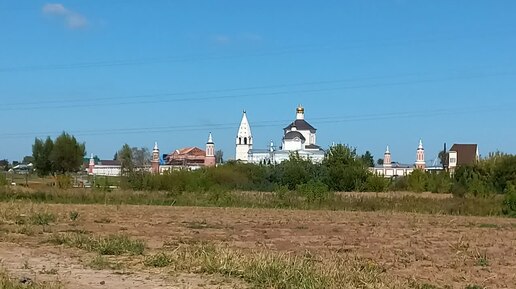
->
[415,139,426,170]
[205,132,216,167]
[235,110,253,162]
[88,153,95,175]
[383,146,392,168]
[151,142,160,174]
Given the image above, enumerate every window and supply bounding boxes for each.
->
[244,137,247,145]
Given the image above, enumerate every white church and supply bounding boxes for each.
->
[235,105,325,164]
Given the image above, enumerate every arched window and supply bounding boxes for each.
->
[244,137,248,145]
[239,137,241,144]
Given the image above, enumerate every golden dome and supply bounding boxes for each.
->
[296,105,304,113]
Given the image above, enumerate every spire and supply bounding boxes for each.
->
[383,145,392,168]
[415,139,426,170]
[237,110,252,138]
[207,132,214,144]
[153,142,159,151]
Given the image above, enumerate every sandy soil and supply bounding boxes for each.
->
[1,203,515,288]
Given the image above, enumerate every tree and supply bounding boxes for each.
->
[377,158,384,165]
[32,136,54,176]
[22,156,34,164]
[49,132,86,174]
[0,159,9,171]
[131,147,151,168]
[113,151,118,161]
[323,144,369,191]
[215,150,224,164]
[360,151,374,167]
[118,144,133,175]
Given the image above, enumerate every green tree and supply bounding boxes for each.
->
[377,158,384,166]
[49,132,86,174]
[118,144,134,175]
[323,144,369,191]
[277,152,314,190]
[32,136,54,176]
[360,151,374,167]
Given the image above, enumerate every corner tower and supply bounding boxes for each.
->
[205,132,216,167]
[151,142,160,174]
[236,110,252,162]
[383,146,392,168]
[415,139,426,170]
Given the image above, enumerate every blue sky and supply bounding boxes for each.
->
[1,0,515,164]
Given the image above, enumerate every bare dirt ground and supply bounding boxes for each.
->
[1,203,515,288]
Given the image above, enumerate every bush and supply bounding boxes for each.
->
[296,180,330,203]
[366,174,390,192]
[502,183,516,217]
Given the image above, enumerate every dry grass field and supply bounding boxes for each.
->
[0,201,515,288]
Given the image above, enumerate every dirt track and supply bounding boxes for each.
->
[1,203,515,288]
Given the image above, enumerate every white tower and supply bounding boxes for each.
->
[383,146,392,168]
[236,110,253,162]
[151,142,160,174]
[205,132,216,167]
[415,139,426,170]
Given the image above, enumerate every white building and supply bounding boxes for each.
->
[370,140,427,177]
[236,105,325,164]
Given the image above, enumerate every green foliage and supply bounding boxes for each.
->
[118,144,133,176]
[426,172,452,193]
[50,132,86,174]
[296,180,331,203]
[69,210,79,221]
[32,133,85,176]
[0,173,7,186]
[48,233,145,255]
[407,170,428,193]
[360,150,375,167]
[30,212,56,225]
[502,183,516,217]
[366,174,390,192]
[32,136,54,176]
[144,252,173,267]
[56,175,72,189]
[323,144,369,191]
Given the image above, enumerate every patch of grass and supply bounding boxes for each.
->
[478,223,499,229]
[48,232,145,255]
[0,187,506,217]
[94,217,112,224]
[183,220,219,230]
[30,212,56,226]
[475,250,489,267]
[465,285,484,289]
[88,255,122,270]
[144,252,173,268]
[16,225,35,236]
[0,269,63,289]
[68,211,79,222]
[150,243,408,288]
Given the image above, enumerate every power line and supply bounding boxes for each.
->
[0,104,510,140]
[2,70,515,112]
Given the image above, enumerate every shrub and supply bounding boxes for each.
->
[144,252,173,267]
[30,212,56,225]
[296,180,330,203]
[502,183,516,217]
[366,174,390,192]
[69,211,79,221]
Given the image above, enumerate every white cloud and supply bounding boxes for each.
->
[42,3,88,29]
[212,34,231,45]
